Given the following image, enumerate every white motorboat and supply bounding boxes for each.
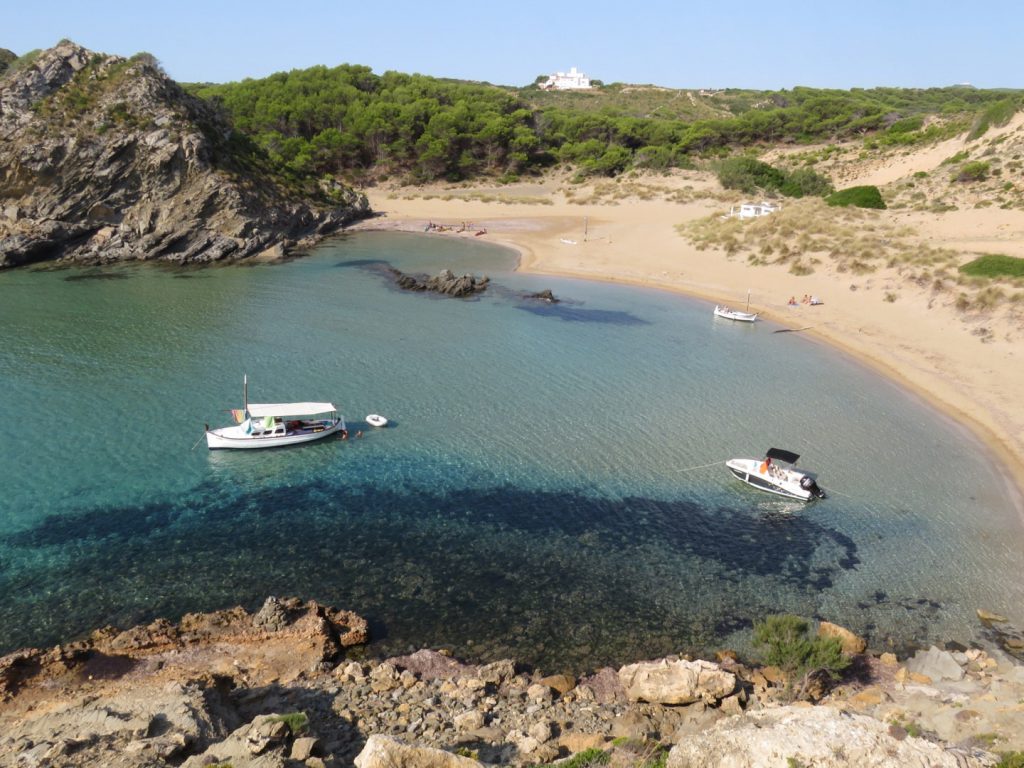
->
[726,448,826,501]
[714,305,758,323]
[366,414,388,427]
[205,376,346,449]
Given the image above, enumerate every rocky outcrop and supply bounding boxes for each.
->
[618,658,737,705]
[2,600,1024,767]
[0,596,368,702]
[355,734,481,768]
[666,706,990,768]
[390,267,489,297]
[0,41,370,268]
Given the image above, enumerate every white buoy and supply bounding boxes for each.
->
[366,414,388,427]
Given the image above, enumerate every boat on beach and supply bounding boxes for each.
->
[205,376,346,449]
[726,448,826,501]
[714,305,758,323]
[713,290,757,322]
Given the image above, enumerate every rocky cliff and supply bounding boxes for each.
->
[0,41,370,269]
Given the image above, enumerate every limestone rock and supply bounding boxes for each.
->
[290,736,318,761]
[818,621,867,655]
[905,646,965,682]
[618,658,736,705]
[538,673,576,695]
[354,734,480,768]
[558,731,607,753]
[666,706,989,768]
[389,267,489,297]
[454,710,485,731]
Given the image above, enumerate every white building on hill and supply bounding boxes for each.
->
[540,66,592,90]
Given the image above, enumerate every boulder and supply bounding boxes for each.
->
[666,706,989,768]
[905,646,965,682]
[537,673,576,695]
[818,621,866,655]
[618,658,736,705]
[354,734,481,768]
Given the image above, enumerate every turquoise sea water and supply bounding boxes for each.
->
[1,231,1022,671]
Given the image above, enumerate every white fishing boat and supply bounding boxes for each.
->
[205,376,346,450]
[366,414,388,427]
[713,290,757,322]
[726,448,826,501]
[714,305,758,323]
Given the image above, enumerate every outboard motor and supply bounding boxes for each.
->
[800,475,827,499]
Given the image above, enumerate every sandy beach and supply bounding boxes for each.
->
[349,136,1024,510]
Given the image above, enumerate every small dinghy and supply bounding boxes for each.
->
[366,414,388,427]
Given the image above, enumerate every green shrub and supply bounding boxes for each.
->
[543,748,610,768]
[959,254,1024,279]
[995,752,1024,768]
[887,116,925,134]
[266,712,309,736]
[780,167,834,198]
[826,186,886,209]
[716,156,785,194]
[954,161,990,182]
[967,98,1019,140]
[752,615,851,700]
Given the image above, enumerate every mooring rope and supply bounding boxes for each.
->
[673,459,728,473]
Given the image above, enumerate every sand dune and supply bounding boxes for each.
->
[351,161,1024,507]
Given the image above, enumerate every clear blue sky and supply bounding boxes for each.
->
[4,0,1021,90]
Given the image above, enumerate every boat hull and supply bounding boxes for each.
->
[206,418,345,449]
[726,458,817,501]
[714,306,758,323]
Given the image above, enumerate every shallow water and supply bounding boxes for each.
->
[1,231,1021,671]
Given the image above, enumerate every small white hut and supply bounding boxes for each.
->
[729,201,781,219]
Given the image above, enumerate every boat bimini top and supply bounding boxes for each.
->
[246,402,337,418]
[765,448,800,465]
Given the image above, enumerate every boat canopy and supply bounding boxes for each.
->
[766,448,800,464]
[246,402,337,418]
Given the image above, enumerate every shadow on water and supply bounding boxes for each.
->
[63,272,131,282]
[514,302,650,325]
[0,480,861,671]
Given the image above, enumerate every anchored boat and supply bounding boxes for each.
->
[205,376,346,449]
[726,448,826,501]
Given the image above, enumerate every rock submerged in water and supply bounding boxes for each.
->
[389,267,489,297]
[525,289,559,303]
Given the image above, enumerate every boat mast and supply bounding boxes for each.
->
[243,374,248,413]
[746,289,751,313]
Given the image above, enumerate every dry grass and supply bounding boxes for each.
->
[678,196,1024,316]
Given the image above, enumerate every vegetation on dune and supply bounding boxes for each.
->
[826,185,886,209]
[959,254,1024,279]
[715,156,833,198]
[967,97,1021,140]
[188,66,1022,184]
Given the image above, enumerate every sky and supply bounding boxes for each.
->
[4,0,1021,90]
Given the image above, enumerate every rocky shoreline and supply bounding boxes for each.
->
[2,597,1022,768]
[0,42,370,270]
